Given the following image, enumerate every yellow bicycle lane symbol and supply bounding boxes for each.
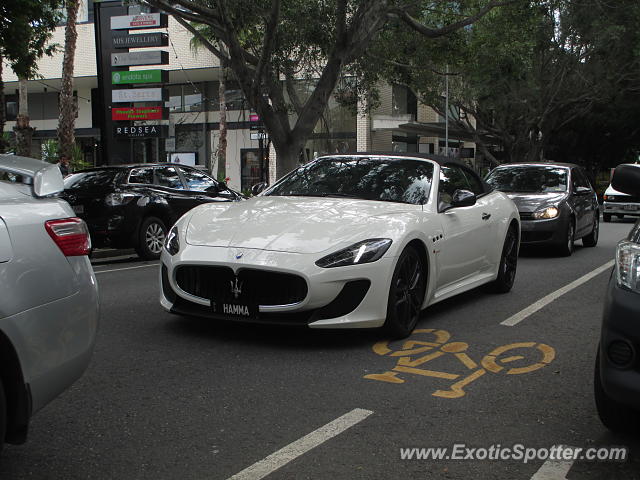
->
[364,329,555,399]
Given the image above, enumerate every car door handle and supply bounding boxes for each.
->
[482,213,491,220]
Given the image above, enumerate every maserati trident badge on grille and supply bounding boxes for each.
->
[235,250,244,260]
[230,276,243,299]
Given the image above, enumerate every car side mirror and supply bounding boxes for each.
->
[574,186,591,196]
[612,165,640,196]
[450,189,477,208]
[251,182,268,196]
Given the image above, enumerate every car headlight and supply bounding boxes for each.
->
[532,206,559,219]
[616,241,640,293]
[315,238,392,268]
[165,225,180,255]
[105,192,135,206]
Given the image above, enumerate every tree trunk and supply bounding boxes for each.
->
[57,0,80,159]
[217,66,227,181]
[272,138,303,179]
[0,55,7,153]
[14,77,34,157]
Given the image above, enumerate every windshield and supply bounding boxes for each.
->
[64,169,120,191]
[486,166,568,193]
[264,156,435,205]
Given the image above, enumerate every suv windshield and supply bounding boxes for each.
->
[264,156,434,205]
[486,166,568,193]
[64,169,120,191]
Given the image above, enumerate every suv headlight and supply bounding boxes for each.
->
[616,241,640,293]
[315,238,392,268]
[105,192,135,206]
[532,206,559,219]
[165,225,180,255]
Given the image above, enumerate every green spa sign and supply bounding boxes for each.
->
[111,69,168,85]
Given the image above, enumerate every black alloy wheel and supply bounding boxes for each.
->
[582,214,599,247]
[384,245,427,339]
[491,226,518,293]
[136,216,167,260]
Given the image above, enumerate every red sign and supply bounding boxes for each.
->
[112,107,166,121]
[249,114,260,122]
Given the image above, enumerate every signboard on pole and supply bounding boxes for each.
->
[112,70,168,85]
[110,13,168,30]
[114,125,168,138]
[112,88,167,103]
[170,152,196,167]
[111,51,169,67]
[112,32,169,49]
[112,106,167,121]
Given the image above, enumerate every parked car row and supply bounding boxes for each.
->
[1,154,638,457]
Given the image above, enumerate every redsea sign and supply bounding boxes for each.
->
[112,107,167,121]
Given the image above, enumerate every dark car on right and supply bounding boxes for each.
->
[485,162,599,255]
[62,163,243,260]
[595,163,640,432]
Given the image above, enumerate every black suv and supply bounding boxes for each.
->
[595,163,640,432]
[62,163,243,259]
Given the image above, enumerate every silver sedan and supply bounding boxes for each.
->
[0,155,99,454]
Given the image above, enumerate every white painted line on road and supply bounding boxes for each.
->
[94,263,159,275]
[227,408,373,480]
[501,260,615,327]
[530,449,574,480]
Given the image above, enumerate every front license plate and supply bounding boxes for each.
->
[624,204,638,211]
[72,204,84,214]
[211,297,257,319]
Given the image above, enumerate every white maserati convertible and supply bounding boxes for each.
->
[159,154,519,337]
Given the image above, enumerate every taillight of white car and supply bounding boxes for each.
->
[45,218,92,256]
[616,241,640,293]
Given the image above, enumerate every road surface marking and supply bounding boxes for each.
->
[227,408,373,480]
[365,329,555,397]
[531,451,574,480]
[94,263,159,275]
[501,260,614,326]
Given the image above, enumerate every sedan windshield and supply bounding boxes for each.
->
[264,156,434,205]
[486,166,568,193]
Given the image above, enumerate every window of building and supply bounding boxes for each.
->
[392,85,417,119]
[5,95,18,121]
[175,124,205,166]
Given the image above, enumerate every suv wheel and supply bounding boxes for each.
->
[582,214,599,247]
[594,351,640,433]
[136,217,167,260]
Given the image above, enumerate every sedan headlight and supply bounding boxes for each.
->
[316,238,392,268]
[105,192,135,206]
[616,241,640,293]
[532,206,559,219]
[165,225,180,255]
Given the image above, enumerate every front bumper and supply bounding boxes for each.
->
[598,272,640,409]
[159,245,397,328]
[518,215,569,245]
[603,201,640,217]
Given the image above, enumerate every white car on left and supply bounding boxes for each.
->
[0,155,99,455]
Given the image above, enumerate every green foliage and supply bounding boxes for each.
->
[0,0,62,78]
[41,139,91,171]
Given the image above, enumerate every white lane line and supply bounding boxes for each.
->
[531,449,574,480]
[227,408,373,480]
[94,263,159,275]
[501,260,615,326]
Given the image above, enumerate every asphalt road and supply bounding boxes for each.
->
[2,219,640,479]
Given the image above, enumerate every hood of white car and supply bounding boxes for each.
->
[185,196,417,254]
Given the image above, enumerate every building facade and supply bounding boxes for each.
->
[2,1,480,192]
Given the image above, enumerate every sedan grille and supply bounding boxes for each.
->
[175,265,308,306]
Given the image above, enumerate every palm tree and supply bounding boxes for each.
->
[57,0,80,160]
[14,76,34,157]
